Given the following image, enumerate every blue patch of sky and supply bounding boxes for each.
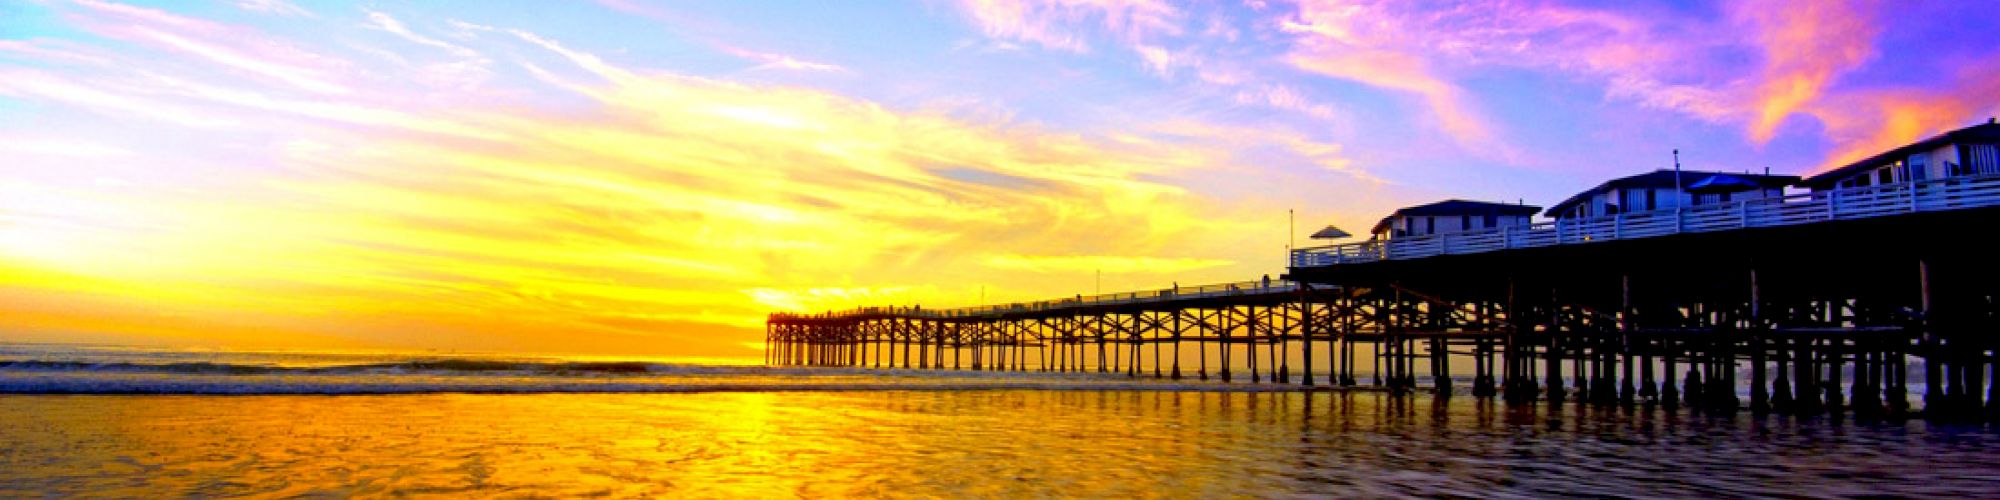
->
[0,2,79,41]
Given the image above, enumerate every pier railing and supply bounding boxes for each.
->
[769,279,1300,321]
[1292,173,2000,267]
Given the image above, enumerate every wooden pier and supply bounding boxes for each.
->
[768,174,2000,420]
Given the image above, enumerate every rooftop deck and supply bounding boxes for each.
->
[1292,173,2000,267]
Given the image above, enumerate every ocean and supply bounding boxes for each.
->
[3,343,1998,497]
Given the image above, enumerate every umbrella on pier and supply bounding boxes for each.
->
[1686,174,1760,194]
[1309,225,1352,240]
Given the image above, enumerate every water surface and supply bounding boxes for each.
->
[2,344,1996,497]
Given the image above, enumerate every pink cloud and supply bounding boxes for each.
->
[1232,84,1337,121]
[66,0,354,95]
[956,0,1183,52]
[1133,43,1173,76]
[1279,3,1499,152]
[1269,0,1923,155]
[1732,0,1884,144]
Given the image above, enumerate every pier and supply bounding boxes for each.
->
[769,166,2000,421]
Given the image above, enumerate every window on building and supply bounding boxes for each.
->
[1426,217,1435,234]
[1967,144,2000,175]
[1877,167,1894,185]
[1909,153,1929,180]
[1484,214,1497,228]
[1460,215,1470,231]
[1646,189,1657,210]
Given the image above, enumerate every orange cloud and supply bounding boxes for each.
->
[1803,60,2000,173]
[1734,0,1883,144]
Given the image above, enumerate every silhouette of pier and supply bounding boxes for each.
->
[770,163,2000,421]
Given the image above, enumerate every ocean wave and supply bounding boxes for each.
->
[0,359,737,377]
[0,375,1327,395]
[0,348,1386,395]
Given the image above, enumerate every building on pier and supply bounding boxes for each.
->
[1544,170,1798,221]
[1369,199,1538,239]
[1801,119,2000,190]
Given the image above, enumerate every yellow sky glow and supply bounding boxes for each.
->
[0,29,1304,359]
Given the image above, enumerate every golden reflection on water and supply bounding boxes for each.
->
[1,391,1996,497]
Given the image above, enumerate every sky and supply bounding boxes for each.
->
[2,0,1998,360]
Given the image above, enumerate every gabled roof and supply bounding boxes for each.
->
[1543,170,1799,217]
[1372,199,1540,234]
[1801,120,2000,189]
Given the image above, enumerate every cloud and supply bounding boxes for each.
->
[1803,58,2000,173]
[0,135,136,159]
[718,46,847,73]
[1267,0,1914,154]
[1133,43,1173,76]
[743,286,915,313]
[1232,84,1336,120]
[1278,2,1500,152]
[981,254,1232,274]
[1733,0,1883,143]
[364,10,480,58]
[508,28,638,85]
[67,0,353,95]
[955,0,1183,52]
[234,0,311,17]
[1284,45,1493,147]
[0,69,239,127]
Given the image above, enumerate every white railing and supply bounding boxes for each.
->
[1292,173,2000,267]
[772,279,1302,321]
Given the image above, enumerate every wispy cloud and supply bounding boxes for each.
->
[719,46,846,72]
[956,0,1183,52]
[1232,84,1337,121]
[234,0,311,17]
[67,0,353,95]
[364,10,480,58]
[982,254,1232,274]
